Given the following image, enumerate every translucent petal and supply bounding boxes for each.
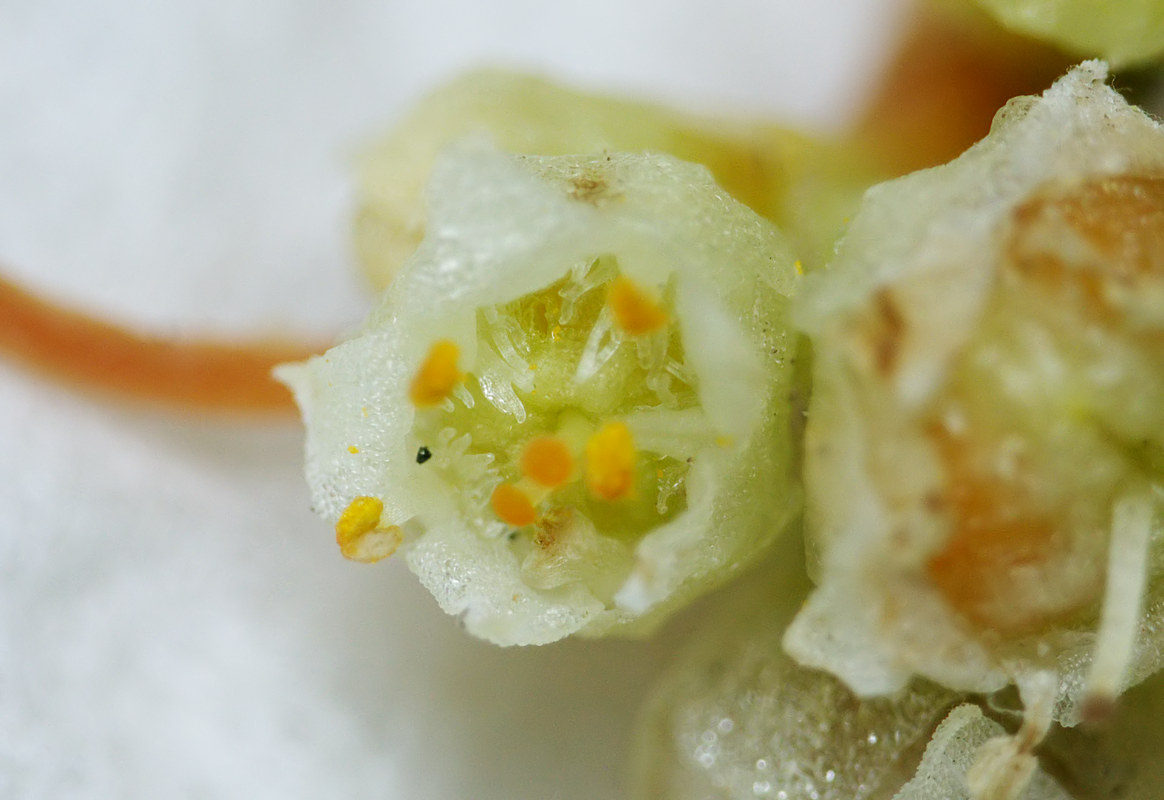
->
[893,705,1070,800]
[786,62,1164,721]
[282,146,805,644]
[632,540,960,800]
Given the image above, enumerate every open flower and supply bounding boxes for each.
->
[785,62,1164,726]
[279,144,804,645]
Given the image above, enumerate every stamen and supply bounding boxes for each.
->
[409,340,462,407]
[637,331,676,406]
[1081,486,1155,722]
[520,436,574,488]
[559,256,616,325]
[966,671,1056,800]
[477,366,528,422]
[607,275,668,335]
[451,382,475,409]
[573,307,620,384]
[335,496,401,563]
[490,483,538,527]
[585,422,636,501]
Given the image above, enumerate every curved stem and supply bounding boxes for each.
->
[0,272,329,415]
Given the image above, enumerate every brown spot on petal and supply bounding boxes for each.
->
[568,169,621,206]
[858,288,906,378]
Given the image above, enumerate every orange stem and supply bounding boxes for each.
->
[0,272,328,415]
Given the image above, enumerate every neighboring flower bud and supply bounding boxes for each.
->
[974,0,1164,68]
[352,69,872,288]
[785,62,1164,726]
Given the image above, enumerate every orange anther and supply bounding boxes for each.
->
[491,483,538,527]
[607,276,668,335]
[521,436,574,488]
[409,340,461,407]
[584,422,636,501]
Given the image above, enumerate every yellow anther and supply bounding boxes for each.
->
[337,496,383,540]
[584,421,636,501]
[607,276,668,335]
[409,340,462,407]
[794,260,804,276]
[521,436,574,488]
[335,496,401,563]
[551,325,563,342]
[347,445,360,454]
[491,483,538,527]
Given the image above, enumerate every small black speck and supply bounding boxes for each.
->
[508,531,518,541]
[416,446,432,464]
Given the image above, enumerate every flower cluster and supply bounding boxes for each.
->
[282,59,1164,799]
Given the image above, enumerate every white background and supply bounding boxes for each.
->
[0,1,904,797]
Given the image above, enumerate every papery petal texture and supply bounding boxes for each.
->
[281,145,805,644]
[785,62,1164,724]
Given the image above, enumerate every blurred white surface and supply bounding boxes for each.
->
[0,1,904,797]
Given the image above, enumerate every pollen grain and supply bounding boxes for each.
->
[608,276,668,335]
[409,340,462,407]
[521,436,575,488]
[491,483,538,527]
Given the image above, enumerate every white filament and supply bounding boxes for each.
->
[558,257,615,325]
[451,383,475,409]
[638,331,676,407]
[966,671,1056,800]
[1082,485,1155,706]
[573,307,620,384]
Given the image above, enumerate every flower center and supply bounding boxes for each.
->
[405,256,712,598]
